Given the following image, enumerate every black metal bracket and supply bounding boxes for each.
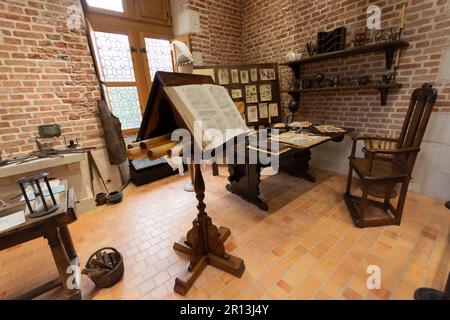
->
[385,48,396,69]
[378,87,389,106]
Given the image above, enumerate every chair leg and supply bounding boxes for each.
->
[383,184,395,211]
[394,178,410,225]
[345,165,353,195]
[358,184,369,226]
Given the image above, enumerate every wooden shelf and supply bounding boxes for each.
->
[281,83,403,106]
[280,40,409,70]
[280,40,409,106]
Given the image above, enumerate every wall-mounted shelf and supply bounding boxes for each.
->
[280,40,409,108]
[281,40,410,77]
[281,83,403,106]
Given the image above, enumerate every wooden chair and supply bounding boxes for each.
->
[344,83,438,228]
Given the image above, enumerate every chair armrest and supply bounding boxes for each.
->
[365,147,420,155]
[351,135,399,143]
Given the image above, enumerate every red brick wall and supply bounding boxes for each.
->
[188,0,243,65]
[241,0,450,134]
[0,0,103,156]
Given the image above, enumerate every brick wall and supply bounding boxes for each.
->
[0,0,103,157]
[241,0,450,135]
[188,0,243,65]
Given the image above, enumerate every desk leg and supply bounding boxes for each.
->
[226,164,268,211]
[59,225,77,261]
[280,149,316,182]
[45,229,82,300]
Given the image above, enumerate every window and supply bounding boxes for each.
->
[83,0,179,133]
[93,32,135,82]
[92,31,142,130]
[86,0,124,12]
[145,38,173,80]
[106,87,142,129]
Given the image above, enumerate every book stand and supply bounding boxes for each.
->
[136,72,245,296]
[173,163,245,295]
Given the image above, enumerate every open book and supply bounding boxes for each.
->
[164,84,251,150]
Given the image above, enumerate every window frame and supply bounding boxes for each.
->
[82,0,174,135]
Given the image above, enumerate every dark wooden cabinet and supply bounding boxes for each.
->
[134,0,172,26]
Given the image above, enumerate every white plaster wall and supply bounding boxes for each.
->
[170,0,201,37]
[309,112,450,201]
[410,112,450,200]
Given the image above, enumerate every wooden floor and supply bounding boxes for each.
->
[0,166,448,300]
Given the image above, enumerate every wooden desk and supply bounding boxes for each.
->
[0,185,81,300]
[226,128,354,210]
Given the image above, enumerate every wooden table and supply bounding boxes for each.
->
[0,184,81,300]
[226,128,354,210]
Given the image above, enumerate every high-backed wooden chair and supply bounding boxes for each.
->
[344,83,438,228]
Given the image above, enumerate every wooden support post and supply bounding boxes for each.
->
[173,164,245,296]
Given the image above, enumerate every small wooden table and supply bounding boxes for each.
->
[0,184,81,300]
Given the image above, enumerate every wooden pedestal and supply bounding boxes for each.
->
[173,164,245,296]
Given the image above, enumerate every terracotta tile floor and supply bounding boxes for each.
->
[0,166,448,300]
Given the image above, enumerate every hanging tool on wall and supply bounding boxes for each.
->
[87,150,109,196]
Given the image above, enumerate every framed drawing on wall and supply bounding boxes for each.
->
[231,69,240,84]
[231,89,243,99]
[259,103,268,119]
[259,84,272,102]
[250,68,258,82]
[240,70,249,84]
[245,85,258,103]
[218,69,229,85]
[235,101,245,114]
[269,103,279,117]
[194,63,282,126]
[260,68,276,81]
[246,105,258,123]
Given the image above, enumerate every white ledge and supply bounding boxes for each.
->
[0,153,85,179]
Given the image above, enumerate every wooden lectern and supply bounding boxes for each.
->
[136,72,245,296]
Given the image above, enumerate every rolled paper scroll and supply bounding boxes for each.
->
[147,141,179,161]
[126,147,147,160]
[138,134,172,150]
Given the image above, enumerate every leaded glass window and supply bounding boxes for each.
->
[106,87,142,130]
[93,31,135,82]
[145,38,173,80]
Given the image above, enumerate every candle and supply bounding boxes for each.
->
[395,3,407,68]
[400,3,406,29]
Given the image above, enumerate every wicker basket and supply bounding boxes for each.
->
[82,247,124,288]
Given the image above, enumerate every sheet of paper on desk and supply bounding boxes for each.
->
[0,210,25,233]
[271,132,330,148]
